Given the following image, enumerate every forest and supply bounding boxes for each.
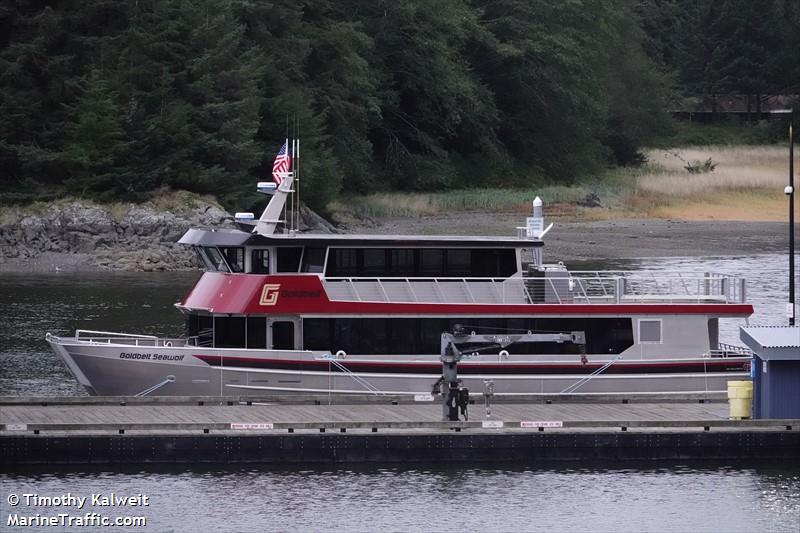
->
[0,0,798,212]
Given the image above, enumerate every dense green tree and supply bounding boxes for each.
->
[604,2,674,164]
[61,69,132,197]
[639,0,800,120]
[10,0,781,210]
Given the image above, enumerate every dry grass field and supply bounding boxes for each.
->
[633,146,790,221]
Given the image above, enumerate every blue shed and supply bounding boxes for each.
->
[740,326,800,419]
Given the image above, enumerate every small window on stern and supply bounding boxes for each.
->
[638,319,662,344]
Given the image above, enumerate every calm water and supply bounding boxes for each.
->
[1,254,798,532]
[1,463,799,532]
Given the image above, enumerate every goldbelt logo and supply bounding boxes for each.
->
[259,284,281,306]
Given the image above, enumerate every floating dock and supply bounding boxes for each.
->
[1,395,798,466]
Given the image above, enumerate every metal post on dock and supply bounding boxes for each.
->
[790,112,796,326]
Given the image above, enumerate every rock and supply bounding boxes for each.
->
[299,205,340,234]
[576,192,602,208]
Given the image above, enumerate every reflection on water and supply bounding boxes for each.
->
[1,462,798,532]
[0,254,795,396]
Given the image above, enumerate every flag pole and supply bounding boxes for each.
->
[290,137,295,232]
[285,115,290,233]
[296,115,301,231]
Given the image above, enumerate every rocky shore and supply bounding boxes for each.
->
[0,196,790,272]
[0,195,336,272]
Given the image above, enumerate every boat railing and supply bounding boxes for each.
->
[322,272,746,305]
[564,271,746,304]
[710,342,754,357]
[323,276,530,304]
[73,330,190,347]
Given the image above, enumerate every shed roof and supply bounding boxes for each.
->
[740,326,800,361]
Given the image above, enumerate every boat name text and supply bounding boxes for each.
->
[119,352,184,361]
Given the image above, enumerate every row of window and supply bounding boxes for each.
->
[196,245,518,277]
[303,317,633,355]
[186,315,295,350]
[325,248,518,278]
[187,315,635,354]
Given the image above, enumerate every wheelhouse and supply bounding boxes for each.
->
[178,228,542,277]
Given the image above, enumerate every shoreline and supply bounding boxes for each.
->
[1,213,793,273]
[343,214,793,262]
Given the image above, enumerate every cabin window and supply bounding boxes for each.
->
[362,249,386,276]
[471,249,505,277]
[333,318,358,353]
[247,317,267,349]
[328,248,358,276]
[420,249,445,276]
[361,318,389,354]
[251,249,270,274]
[214,316,245,348]
[390,249,416,276]
[195,315,213,346]
[446,250,471,277]
[302,247,326,273]
[638,319,662,344]
[219,247,244,272]
[277,247,303,272]
[272,321,295,350]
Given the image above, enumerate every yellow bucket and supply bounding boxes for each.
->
[727,380,753,419]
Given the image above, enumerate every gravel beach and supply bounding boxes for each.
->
[343,214,794,261]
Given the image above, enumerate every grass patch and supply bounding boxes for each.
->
[636,146,786,197]
[330,186,594,220]
[330,143,791,224]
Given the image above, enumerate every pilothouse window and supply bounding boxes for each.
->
[302,247,326,273]
[251,250,270,274]
[219,247,244,272]
[277,247,303,272]
[204,247,228,272]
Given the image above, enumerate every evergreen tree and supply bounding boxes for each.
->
[61,69,133,198]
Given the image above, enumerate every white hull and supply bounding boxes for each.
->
[46,335,750,397]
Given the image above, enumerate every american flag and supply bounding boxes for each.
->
[271,140,291,185]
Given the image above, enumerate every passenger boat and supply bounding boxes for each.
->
[46,146,754,397]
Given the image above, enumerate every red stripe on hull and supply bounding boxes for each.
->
[192,354,749,375]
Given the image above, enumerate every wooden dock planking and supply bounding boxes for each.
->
[0,400,750,429]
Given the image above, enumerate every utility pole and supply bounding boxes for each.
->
[789,111,796,326]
